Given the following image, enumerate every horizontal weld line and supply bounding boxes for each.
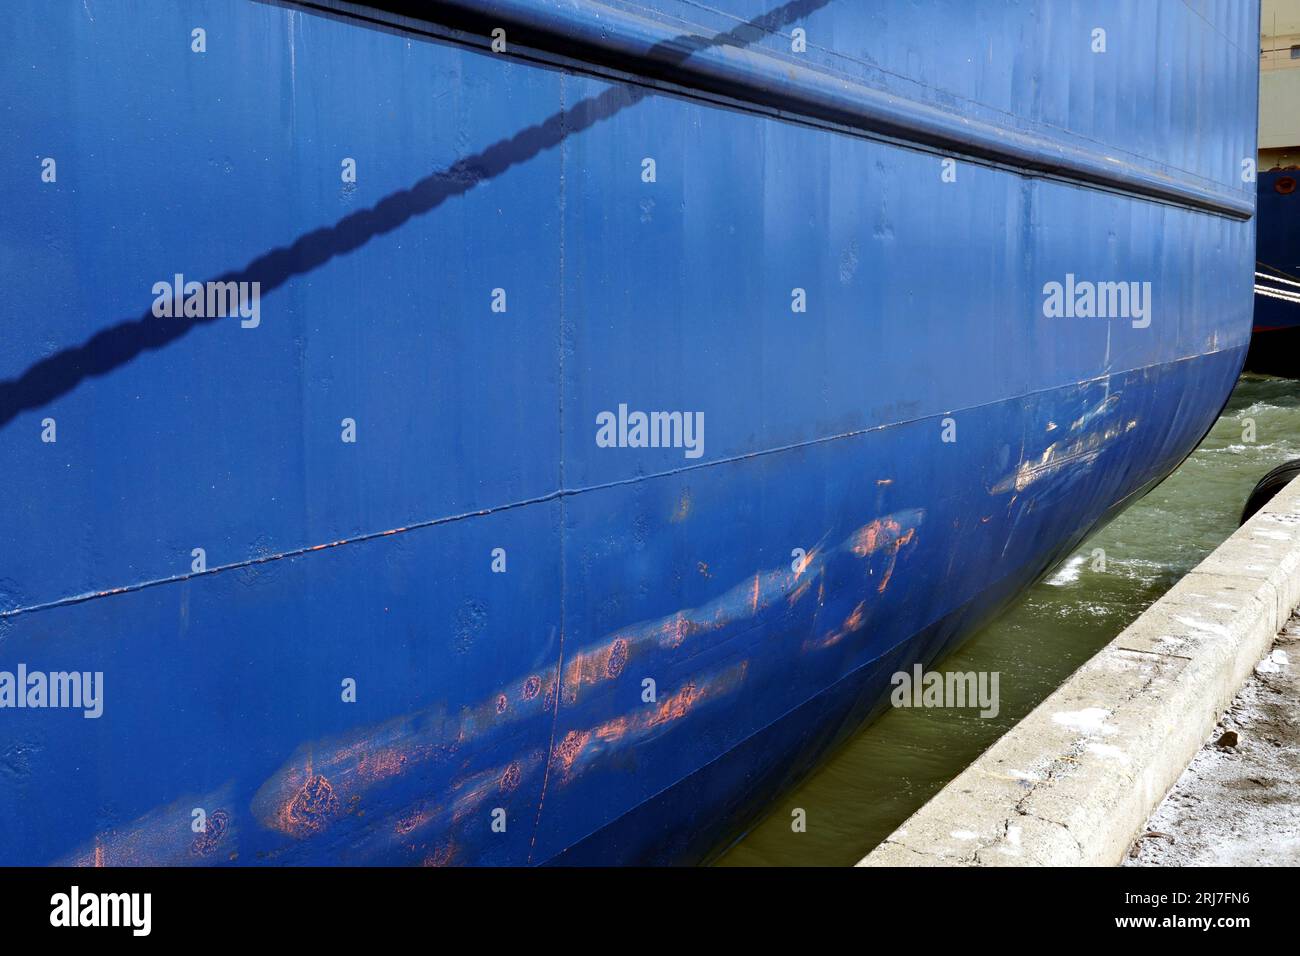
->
[411,0,1252,220]
[619,0,1249,192]
[0,344,1243,623]
[293,0,1244,222]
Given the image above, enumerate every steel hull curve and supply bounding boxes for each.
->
[0,0,1257,865]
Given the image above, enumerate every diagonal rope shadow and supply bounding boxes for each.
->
[0,0,830,429]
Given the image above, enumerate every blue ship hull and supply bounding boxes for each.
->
[1250,169,1300,375]
[0,0,1256,865]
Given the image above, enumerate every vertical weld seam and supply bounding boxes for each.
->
[529,68,568,864]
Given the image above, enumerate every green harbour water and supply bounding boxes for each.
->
[716,373,1300,867]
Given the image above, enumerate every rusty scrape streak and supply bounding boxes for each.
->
[394,804,431,836]
[189,809,231,858]
[374,754,541,848]
[100,514,924,855]
[874,528,914,592]
[661,612,690,649]
[521,674,542,700]
[499,761,522,793]
[553,729,592,776]
[447,753,540,824]
[449,769,500,823]
[253,665,561,837]
[264,681,553,840]
[551,660,750,782]
[845,600,866,630]
[556,532,852,706]
[245,510,923,844]
[850,514,920,594]
[67,507,924,862]
[852,517,902,556]
[423,844,455,867]
[787,574,814,606]
[356,749,409,782]
[804,599,868,651]
[279,774,342,837]
[562,637,631,703]
[59,786,237,866]
[671,488,691,523]
[647,680,699,728]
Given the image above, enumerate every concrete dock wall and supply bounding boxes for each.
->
[859,478,1300,867]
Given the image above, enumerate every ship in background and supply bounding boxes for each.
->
[0,0,1257,865]
[1253,0,1300,376]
